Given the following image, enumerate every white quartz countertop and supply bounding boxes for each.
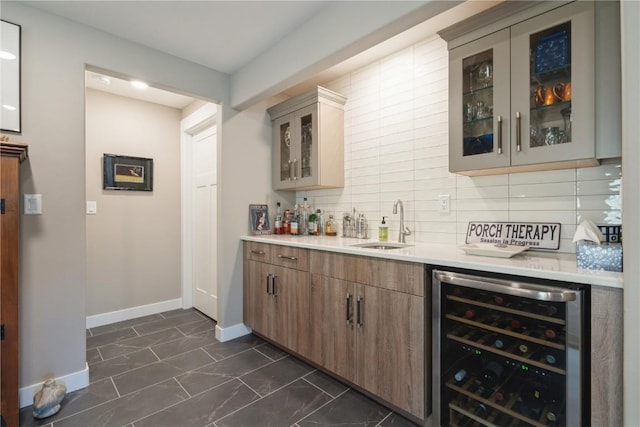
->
[241,235,623,289]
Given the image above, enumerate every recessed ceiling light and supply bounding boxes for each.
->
[0,51,16,60]
[92,74,111,85]
[130,80,149,90]
[3,105,17,111]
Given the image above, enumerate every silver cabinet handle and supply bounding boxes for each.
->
[251,250,266,256]
[277,254,298,261]
[272,275,278,297]
[288,159,293,181]
[497,115,503,155]
[515,111,522,152]
[346,293,352,325]
[266,273,272,295]
[433,271,577,302]
[292,159,298,181]
[356,296,363,328]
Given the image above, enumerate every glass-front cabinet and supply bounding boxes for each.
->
[268,87,346,191]
[272,104,318,190]
[449,1,597,175]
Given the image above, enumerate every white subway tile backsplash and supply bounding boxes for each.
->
[508,182,576,198]
[509,196,576,211]
[508,210,577,225]
[576,179,622,196]
[457,175,509,188]
[298,37,621,254]
[577,195,622,211]
[457,185,509,200]
[577,210,622,225]
[576,162,622,181]
[508,169,576,185]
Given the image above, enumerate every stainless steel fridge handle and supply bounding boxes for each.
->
[434,270,577,302]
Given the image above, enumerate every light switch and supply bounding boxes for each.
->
[24,194,42,215]
[438,194,450,213]
[87,201,97,215]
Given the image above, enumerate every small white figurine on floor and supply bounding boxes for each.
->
[33,379,66,419]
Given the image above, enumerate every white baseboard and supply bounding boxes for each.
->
[86,298,183,329]
[215,322,252,342]
[20,363,89,408]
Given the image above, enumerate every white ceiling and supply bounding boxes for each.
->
[25,1,330,75]
[27,1,498,109]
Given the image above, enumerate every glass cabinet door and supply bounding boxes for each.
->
[294,104,319,188]
[449,29,510,173]
[511,1,594,166]
[273,115,293,190]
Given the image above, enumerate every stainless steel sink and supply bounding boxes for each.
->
[350,242,414,250]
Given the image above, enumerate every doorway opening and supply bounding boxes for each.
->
[84,67,220,328]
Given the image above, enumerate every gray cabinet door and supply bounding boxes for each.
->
[449,28,511,173]
[510,1,595,166]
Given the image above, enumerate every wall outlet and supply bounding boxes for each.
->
[438,194,450,213]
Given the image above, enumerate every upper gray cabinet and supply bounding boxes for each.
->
[440,1,621,176]
[267,86,347,191]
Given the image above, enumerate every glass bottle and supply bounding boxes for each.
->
[325,214,337,236]
[274,202,283,234]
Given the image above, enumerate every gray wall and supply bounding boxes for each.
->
[0,2,242,390]
[85,89,181,316]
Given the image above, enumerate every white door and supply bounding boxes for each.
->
[192,125,217,320]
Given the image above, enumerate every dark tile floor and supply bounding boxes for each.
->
[20,309,419,427]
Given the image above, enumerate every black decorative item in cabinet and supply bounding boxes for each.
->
[431,268,589,427]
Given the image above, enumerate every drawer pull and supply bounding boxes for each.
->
[356,296,363,328]
[251,250,266,256]
[277,255,298,261]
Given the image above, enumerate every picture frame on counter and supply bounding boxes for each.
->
[103,154,153,191]
[249,204,271,235]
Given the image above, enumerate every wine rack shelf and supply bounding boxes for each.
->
[446,376,557,427]
[445,313,566,351]
[447,295,566,326]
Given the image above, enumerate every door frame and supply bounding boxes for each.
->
[180,103,218,310]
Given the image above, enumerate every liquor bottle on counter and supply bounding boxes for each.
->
[274,202,283,234]
[299,198,309,233]
[325,214,337,236]
[308,210,317,235]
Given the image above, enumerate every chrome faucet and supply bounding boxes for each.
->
[392,199,412,243]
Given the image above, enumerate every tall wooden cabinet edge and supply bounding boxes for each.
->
[1,141,28,427]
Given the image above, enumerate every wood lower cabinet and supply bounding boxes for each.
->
[309,251,426,421]
[1,142,28,427]
[244,242,427,422]
[243,242,310,359]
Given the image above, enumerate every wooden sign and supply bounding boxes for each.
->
[465,222,561,250]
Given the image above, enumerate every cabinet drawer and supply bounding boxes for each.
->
[270,245,309,271]
[245,241,272,263]
[310,250,424,296]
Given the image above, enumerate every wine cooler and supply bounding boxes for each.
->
[432,269,588,427]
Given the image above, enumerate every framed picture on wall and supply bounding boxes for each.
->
[249,204,271,235]
[103,154,153,191]
[1,20,22,133]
